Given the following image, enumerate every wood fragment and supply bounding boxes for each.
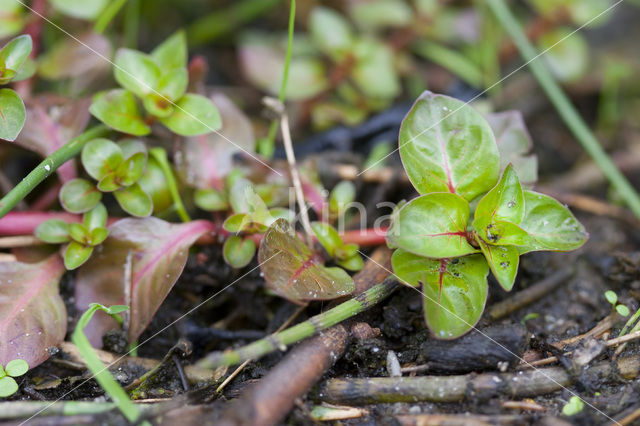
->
[314,354,640,404]
[500,399,547,412]
[0,235,43,247]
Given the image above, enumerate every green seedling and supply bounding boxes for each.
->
[328,180,356,222]
[89,30,221,137]
[36,203,109,270]
[60,138,153,217]
[0,34,32,141]
[604,290,630,317]
[73,303,146,424]
[387,92,588,339]
[562,396,585,416]
[311,222,363,271]
[0,359,28,398]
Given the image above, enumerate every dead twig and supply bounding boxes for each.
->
[0,235,43,248]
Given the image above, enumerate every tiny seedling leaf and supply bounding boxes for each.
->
[83,203,108,230]
[223,236,256,268]
[81,138,124,181]
[258,219,355,303]
[0,376,18,398]
[159,93,221,136]
[114,183,153,217]
[5,359,28,377]
[311,222,343,258]
[309,7,354,60]
[65,241,94,270]
[616,305,630,317]
[114,48,161,98]
[474,164,525,229]
[386,192,477,259]
[60,178,102,213]
[35,219,70,244]
[477,238,520,291]
[150,30,187,70]
[604,290,617,306]
[115,152,147,186]
[89,89,151,136]
[399,91,499,201]
[0,35,32,81]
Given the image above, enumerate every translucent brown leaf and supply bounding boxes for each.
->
[176,93,255,189]
[0,255,67,368]
[75,217,214,346]
[258,219,354,303]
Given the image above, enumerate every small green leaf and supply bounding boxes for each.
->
[114,183,153,217]
[114,48,161,98]
[105,305,130,315]
[81,138,124,181]
[0,0,24,39]
[399,91,500,201]
[0,376,18,397]
[386,192,477,259]
[64,241,94,270]
[329,181,356,217]
[35,219,70,244]
[539,28,589,83]
[89,227,109,246]
[157,67,188,101]
[518,191,588,253]
[392,249,489,339]
[0,35,32,82]
[336,254,364,271]
[309,7,354,60]
[142,93,174,118]
[223,236,256,268]
[60,179,102,213]
[474,164,525,229]
[83,203,108,230]
[118,139,147,158]
[159,94,221,136]
[49,0,107,19]
[479,220,531,247]
[562,396,585,416]
[97,173,121,192]
[477,238,519,291]
[351,39,400,99]
[195,188,229,211]
[115,152,147,186]
[5,359,28,377]
[604,290,617,306]
[616,304,630,317]
[0,88,26,141]
[150,30,187,70]
[89,89,151,136]
[228,178,252,213]
[68,223,89,244]
[223,213,249,233]
[311,222,343,258]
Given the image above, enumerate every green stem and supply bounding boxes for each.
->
[123,0,139,49]
[196,278,396,369]
[257,0,295,159]
[187,0,283,46]
[94,0,128,34]
[73,305,142,424]
[0,125,109,220]
[149,147,190,222]
[487,0,640,220]
[620,307,640,337]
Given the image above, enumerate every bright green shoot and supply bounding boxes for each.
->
[387,92,588,339]
[72,303,144,424]
[0,359,29,398]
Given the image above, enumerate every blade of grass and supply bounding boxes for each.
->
[0,125,109,220]
[94,0,128,34]
[257,0,295,158]
[149,147,191,222]
[487,0,640,219]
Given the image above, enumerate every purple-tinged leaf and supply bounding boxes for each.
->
[75,218,214,346]
[38,33,112,82]
[258,219,354,303]
[177,93,255,189]
[14,95,91,182]
[0,255,67,367]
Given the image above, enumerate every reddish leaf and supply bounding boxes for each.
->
[75,218,214,346]
[14,95,91,182]
[258,219,354,303]
[176,93,255,189]
[0,255,67,368]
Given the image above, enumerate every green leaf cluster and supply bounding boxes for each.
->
[89,31,221,137]
[0,359,28,398]
[61,138,153,217]
[388,92,588,339]
[36,203,109,270]
[0,35,32,142]
[311,222,363,271]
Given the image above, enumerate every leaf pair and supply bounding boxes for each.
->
[312,222,363,271]
[0,35,32,141]
[36,203,109,269]
[61,138,152,217]
[0,359,28,397]
[90,31,221,136]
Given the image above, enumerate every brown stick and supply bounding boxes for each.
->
[215,247,392,426]
[314,354,640,404]
[488,268,573,320]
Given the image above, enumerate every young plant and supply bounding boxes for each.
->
[36,203,109,269]
[0,359,28,398]
[604,290,630,317]
[387,91,588,339]
[90,31,221,137]
[0,34,32,141]
[311,222,363,271]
